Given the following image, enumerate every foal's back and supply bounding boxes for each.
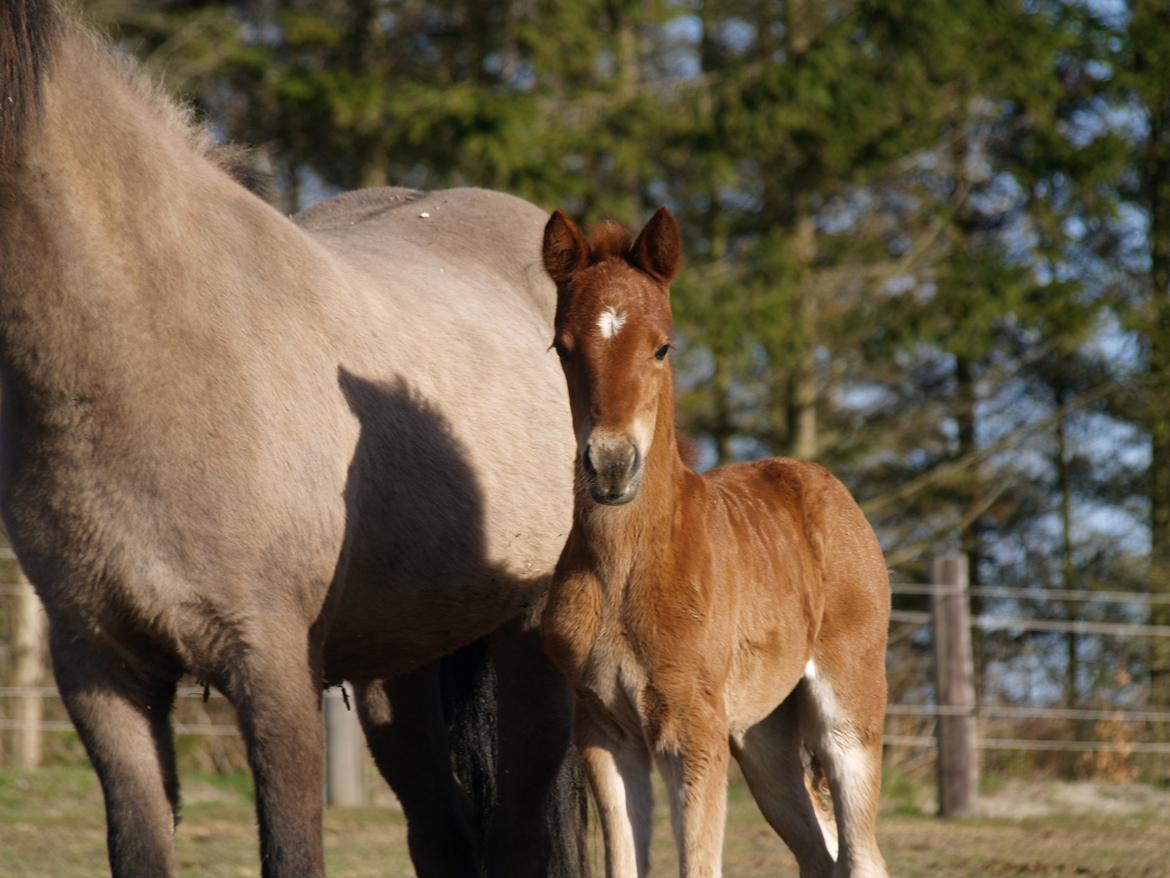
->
[682,456,889,728]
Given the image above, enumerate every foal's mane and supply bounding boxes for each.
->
[1,0,269,193]
[587,221,635,266]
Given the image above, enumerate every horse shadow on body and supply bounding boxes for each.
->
[328,367,584,878]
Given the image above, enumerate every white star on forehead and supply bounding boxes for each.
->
[597,307,626,340]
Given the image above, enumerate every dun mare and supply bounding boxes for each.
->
[540,208,891,878]
[0,3,585,876]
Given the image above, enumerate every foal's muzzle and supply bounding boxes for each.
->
[583,434,642,505]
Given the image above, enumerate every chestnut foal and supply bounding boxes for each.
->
[539,208,891,878]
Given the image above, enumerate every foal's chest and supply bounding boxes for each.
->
[543,569,656,739]
[577,625,651,737]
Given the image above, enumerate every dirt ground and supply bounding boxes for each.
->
[2,766,1168,877]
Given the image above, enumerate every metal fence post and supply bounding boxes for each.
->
[324,685,365,807]
[931,554,978,817]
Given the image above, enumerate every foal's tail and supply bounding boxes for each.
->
[802,746,840,860]
[442,633,590,877]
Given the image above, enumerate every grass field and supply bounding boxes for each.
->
[2,765,1168,877]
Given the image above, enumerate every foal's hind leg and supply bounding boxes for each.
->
[225,636,326,878]
[799,657,888,878]
[731,696,835,878]
[49,623,181,878]
[354,664,480,877]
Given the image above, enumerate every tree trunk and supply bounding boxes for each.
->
[786,213,818,460]
[1145,63,1170,708]
[776,4,819,461]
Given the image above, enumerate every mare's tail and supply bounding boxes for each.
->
[442,634,590,876]
[441,637,498,864]
[542,753,590,878]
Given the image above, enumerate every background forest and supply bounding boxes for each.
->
[73,0,1170,777]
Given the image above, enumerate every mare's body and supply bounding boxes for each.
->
[539,209,890,878]
[0,5,581,876]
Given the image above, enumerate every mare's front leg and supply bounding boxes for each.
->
[576,704,652,878]
[655,709,731,878]
[225,629,326,878]
[49,623,181,878]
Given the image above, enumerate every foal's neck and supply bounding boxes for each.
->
[576,375,686,577]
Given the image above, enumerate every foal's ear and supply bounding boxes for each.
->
[543,209,590,286]
[630,207,681,286]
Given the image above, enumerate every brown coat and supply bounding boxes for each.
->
[541,208,890,878]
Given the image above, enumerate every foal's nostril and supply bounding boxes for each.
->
[585,436,641,489]
[582,443,598,476]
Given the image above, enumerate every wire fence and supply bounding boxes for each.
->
[883,571,1170,803]
[3,557,1170,779]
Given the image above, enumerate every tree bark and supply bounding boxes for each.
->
[786,213,818,460]
[1142,33,1170,707]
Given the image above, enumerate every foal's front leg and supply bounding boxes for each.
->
[575,704,652,878]
[656,719,731,878]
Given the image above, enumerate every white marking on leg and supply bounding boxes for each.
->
[804,659,817,681]
[802,671,886,877]
[598,307,626,339]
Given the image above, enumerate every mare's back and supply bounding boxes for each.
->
[296,186,574,592]
[297,187,554,331]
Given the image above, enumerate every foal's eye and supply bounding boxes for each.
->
[654,343,671,361]
[552,340,570,361]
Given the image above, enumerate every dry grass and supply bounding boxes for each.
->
[3,765,1168,877]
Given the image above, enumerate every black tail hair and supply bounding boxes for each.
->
[442,636,590,876]
[0,0,56,162]
[441,637,498,868]
[543,754,591,877]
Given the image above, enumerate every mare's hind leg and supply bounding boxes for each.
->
[799,656,888,878]
[49,623,181,878]
[354,664,480,877]
[731,696,835,878]
[487,617,579,878]
[225,636,326,878]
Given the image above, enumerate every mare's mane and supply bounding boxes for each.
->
[0,0,56,162]
[1,0,268,193]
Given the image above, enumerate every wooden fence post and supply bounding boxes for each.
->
[931,554,978,817]
[12,569,47,769]
[324,685,365,807]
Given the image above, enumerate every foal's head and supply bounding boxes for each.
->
[542,207,681,506]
